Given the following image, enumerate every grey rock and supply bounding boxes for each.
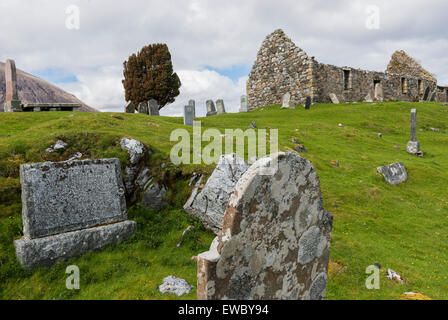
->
[249,121,257,128]
[184,154,249,233]
[68,152,82,161]
[120,138,145,166]
[14,220,136,271]
[158,276,193,296]
[406,141,420,155]
[20,158,127,239]
[135,167,151,189]
[377,162,408,185]
[53,140,67,150]
[142,182,167,211]
[294,144,307,153]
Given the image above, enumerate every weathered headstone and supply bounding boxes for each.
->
[14,158,136,270]
[184,154,249,234]
[4,59,22,112]
[124,101,135,113]
[281,93,294,109]
[206,100,217,116]
[239,95,248,113]
[216,99,226,114]
[148,99,160,116]
[329,93,339,104]
[138,102,149,114]
[197,152,333,300]
[406,109,420,155]
[184,104,195,126]
[305,96,311,110]
[377,162,408,185]
[188,99,196,118]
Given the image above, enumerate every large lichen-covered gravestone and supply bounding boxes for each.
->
[206,100,217,116]
[14,159,136,270]
[184,154,249,234]
[216,99,226,114]
[197,152,333,300]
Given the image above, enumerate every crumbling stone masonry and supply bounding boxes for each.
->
[197,152,332,300]
[247,30,448,110]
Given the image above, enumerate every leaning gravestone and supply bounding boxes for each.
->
[206,100,217,116]
[184,154,249,234]
[329,93,339,104]
[4,59,22,112]
[184,104,195,126]
[406,109,420,155]
[197,152,333,300]
[124,101,135,113]
[216,99,226,114]
[14,159,137,270]
[281,93,294,109]
[148,99,160,116]
[239,95,248,113]
[377,162,408,185]
[138,102,149,114]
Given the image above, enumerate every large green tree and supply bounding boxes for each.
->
[122,43,181,109]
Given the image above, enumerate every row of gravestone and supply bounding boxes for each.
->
[281,93,312,110]
[125,99,160,115]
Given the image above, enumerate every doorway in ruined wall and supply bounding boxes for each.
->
[423,87,430,101]
[374,80,383,101]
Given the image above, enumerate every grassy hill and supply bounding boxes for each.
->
[1,101,447,300]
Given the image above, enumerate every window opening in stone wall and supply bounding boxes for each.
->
[401,77,408,94]
[418,80,423,95]
[343,69,351,90]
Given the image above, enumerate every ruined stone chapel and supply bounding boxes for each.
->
[246,29,448,110]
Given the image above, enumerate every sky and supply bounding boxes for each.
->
[0,0,447,116]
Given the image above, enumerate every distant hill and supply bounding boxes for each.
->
[0,61,98,112]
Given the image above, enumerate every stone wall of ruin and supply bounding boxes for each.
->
[312,62,438,103]
[247,29,447,108]
[246,30,314,110]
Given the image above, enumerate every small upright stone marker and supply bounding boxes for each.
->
[197,152,333,300]
[216,99,226,114]
[206,100,217,116]
[184,104,195,126]
[4,59,22,112]
[281,92,294,109]
[406,109,420,155]
[148,99,160,116]
[239,95,248,113]
[188,100,196,118]
[124,101,135,113]
[329,93,340,104]
[14,158,136,270]
[305,96,311,110]
[138,102,149,114]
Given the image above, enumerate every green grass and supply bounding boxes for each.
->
[1,101,448,300]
